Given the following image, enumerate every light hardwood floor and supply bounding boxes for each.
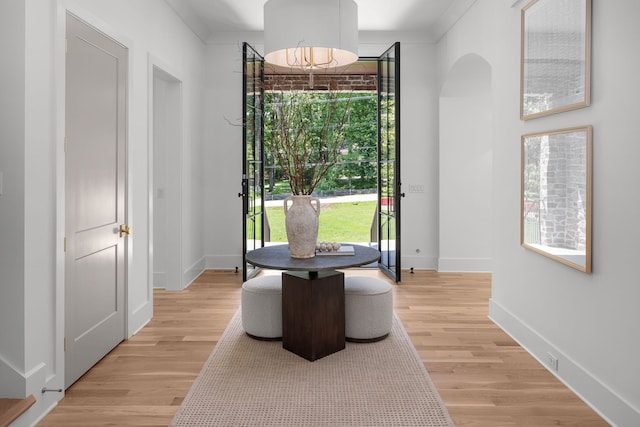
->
[39,270,608,426]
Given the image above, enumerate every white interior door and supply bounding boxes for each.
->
[65,13,128,388]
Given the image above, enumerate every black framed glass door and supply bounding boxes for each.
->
[241,42,400,281]
[242,43,265,281]
[378,42,402,282]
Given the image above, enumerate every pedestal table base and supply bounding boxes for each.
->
[282,270,345,361]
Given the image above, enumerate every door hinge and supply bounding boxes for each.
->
[64,237,67,252]
[64,137,68,153]
[64,337,67,352]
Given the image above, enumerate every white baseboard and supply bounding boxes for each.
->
[437,257,491,272]
[153,271,166,289]
[183,257,206,288]
[401,255,437,270]
[129,299,153,337]
[30,400,59,427]
[0,361,57,427]
[0,355,24,397]
[205,254,244,271]
[489,298,639,427]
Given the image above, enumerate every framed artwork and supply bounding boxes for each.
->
[521,126,592,273]
[521,0,592,120]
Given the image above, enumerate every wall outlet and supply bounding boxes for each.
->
[407,184,424,193]
[546,352,559,371]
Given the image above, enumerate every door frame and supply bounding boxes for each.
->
[241,43,401,282]
[148,56,184,291]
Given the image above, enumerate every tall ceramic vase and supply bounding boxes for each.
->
[284,195,320,258]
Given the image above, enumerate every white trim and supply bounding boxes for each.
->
[205,254,245,271]
[489,298,640,427]
[0,356,23,397]
[147,53,185,292]
[508,0,526,7]
[55,0,137,397]
[129,300,153,339]
[401,255,438,271]
[430,0,478,42]
[184,257,208,289]
[129,306,152,337]
[163,0,211,43]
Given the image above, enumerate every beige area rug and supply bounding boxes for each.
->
[171,308,454,427]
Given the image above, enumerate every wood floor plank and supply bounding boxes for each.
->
[38,269,608,426]
[0,395,36,427]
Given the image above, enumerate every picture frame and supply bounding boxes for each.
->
[520,0,592,120]
[521,126,592,273]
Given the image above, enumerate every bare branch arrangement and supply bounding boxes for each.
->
[265,88,352,195]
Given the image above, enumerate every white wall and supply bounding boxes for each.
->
[203,32,441,271]
[0,0,27,399]
[0,0,206,424]
[386,36,440,270]
[439,54,492,272]
[24,0,58,414]
[438,1,640,425]
[203,35,250,270]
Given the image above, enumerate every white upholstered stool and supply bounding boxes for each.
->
[344,276,393,342]
[241,275,282,340]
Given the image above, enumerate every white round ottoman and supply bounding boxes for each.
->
[344,276,393,342]
[241,275,282,340]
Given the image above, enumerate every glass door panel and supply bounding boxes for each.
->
[242,43,265,281]
[377,43,401,282]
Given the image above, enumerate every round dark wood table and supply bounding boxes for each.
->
[245,244,381,361]
[245,243,381,272]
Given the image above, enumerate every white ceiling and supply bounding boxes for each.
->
[165,0,478,43]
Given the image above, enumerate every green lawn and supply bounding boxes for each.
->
[266,200,376,243]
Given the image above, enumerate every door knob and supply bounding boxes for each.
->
[119,224,132,238]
